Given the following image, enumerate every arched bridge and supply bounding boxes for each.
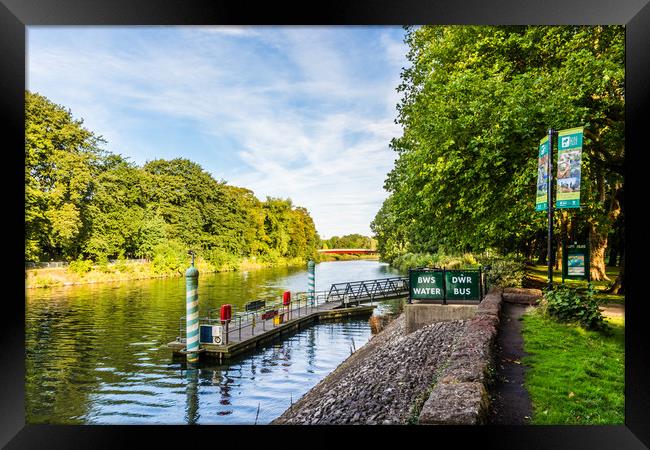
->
[318,248,378,255]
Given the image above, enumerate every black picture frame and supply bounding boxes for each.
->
[2,0,648,448]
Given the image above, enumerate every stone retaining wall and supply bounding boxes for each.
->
[272,315,469,424]
[418,287,503,425]
[272,288,504,425]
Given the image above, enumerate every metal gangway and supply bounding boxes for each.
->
[326,276,409,305]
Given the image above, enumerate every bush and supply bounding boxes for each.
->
[68,258,93,275]
[96,254,113,273]
[114,256,133,273]
[151,240,188,275]
[205,248,240,271]
[479,255,526,289]
[541,284,607,331]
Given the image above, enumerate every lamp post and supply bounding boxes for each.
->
[547,128,556,291]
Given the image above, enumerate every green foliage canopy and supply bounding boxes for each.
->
[25,91,321,265]
[372,26,624,267]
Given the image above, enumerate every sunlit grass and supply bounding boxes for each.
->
[521,310,624,424]
[525,265,624,304]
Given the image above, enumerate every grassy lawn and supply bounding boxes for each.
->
[525,264,624,304]
[521,310,624,425]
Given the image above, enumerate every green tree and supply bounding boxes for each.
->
[375,26,624,281]
[25,92,322,269]
[25,91,105,261]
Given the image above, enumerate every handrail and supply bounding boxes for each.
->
[175,277,410,345]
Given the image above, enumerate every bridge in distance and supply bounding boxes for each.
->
[318,248,377,255]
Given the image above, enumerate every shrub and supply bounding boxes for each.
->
[479,255,526,288]
[97,254,112,273]
[205,248,240,271]
[114,256,133,273]
[151,240,188,275]
[68,258,93,275]
[542,283,607,331]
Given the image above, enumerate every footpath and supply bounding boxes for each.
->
[488,301,533,424]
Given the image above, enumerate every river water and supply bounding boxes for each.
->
[26,260,404,424]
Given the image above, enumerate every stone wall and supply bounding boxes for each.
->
[272,287,504,425]
[272,315,469,424]
[405,303,478,333]
[418,287,503,425]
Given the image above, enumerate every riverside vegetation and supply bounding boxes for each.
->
[371,25,625,291]
[368,26,625,425]
[25,91,322,287]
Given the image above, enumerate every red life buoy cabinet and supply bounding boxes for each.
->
[220,304,232,323]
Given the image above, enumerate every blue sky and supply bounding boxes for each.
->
[27,26,409,239]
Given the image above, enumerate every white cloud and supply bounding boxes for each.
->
[27,26,408,239]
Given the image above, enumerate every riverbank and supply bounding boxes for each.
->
[273,289,503,425]
[25,256,308,289]
[272,313,469,424]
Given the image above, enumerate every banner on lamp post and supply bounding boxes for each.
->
[556,127,583,209]
[535,135,550,211]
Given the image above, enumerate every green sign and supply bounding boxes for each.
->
[562,243,590,281]
[445,270,480,300]
[535,135,550,211]
[556,127,583,209]
[409,270,445,300]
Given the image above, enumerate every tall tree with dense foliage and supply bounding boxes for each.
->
[25,91,106,261]
[372,26,624,282]
[25,91,321,268]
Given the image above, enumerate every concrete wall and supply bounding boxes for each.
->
[405,303,478,334]
[418,287,503,425]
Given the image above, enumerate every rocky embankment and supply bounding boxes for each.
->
[272,314,469,425]
[273,289,504,425]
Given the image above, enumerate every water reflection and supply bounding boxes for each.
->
[185,365,199,425]
[26,260,404,424]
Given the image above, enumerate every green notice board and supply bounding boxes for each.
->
[445,270,481,300]
[409,270,445,300]
[562,243,590,281]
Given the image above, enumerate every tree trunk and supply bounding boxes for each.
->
[590,180,623,282]
[589,225,609,281]
[606,253,624,295]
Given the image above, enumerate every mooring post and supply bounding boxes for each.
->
[308,260,315,307]
[185,251,199,365]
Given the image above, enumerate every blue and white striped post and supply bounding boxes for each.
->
[308,260,315,306]
[185,252,199,365]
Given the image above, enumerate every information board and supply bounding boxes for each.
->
[409,269,445,300]
[445,270,481,300]
[562,243,590,281]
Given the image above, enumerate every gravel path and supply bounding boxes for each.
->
[273,314,469,425]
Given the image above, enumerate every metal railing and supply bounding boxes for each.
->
[175,276,411,348]
[176,290,333,345]
[327,277,409,304]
